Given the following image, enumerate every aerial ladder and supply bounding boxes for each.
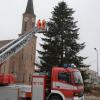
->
[0,20,46,85]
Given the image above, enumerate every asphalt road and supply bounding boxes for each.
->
[84,95,100,100]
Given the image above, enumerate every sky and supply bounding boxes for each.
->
[0,0,100,75]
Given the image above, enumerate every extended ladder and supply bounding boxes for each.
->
[0,27,46,65]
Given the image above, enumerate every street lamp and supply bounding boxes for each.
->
[94,48,99,76]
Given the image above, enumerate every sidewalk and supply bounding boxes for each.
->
[84,94,100,100]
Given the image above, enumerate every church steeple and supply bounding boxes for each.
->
[25,0,34,15]
[21,0,36,34]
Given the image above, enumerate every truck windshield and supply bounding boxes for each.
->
[73,71,83,84]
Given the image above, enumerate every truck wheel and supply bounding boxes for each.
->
[49,95,62,100]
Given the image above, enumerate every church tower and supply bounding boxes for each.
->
[9,0,37,84]
[17,0,37,84]
[22,0,36,34]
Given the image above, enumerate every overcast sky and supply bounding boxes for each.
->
[0,0,100,75]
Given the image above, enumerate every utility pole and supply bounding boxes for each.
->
[94,48,99,77]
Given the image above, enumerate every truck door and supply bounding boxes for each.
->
[53,72,74,98]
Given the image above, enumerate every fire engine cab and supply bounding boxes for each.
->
[32,64,84,100]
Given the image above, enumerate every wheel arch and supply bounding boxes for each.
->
[47,90,65,100]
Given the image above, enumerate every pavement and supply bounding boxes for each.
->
[84,94,100,100]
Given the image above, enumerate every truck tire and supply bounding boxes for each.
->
[49,95,62,100]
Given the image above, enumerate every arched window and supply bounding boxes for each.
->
[24,22,27,31]
[12,61,16,73]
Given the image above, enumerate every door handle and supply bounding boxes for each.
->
[56,86,60,88]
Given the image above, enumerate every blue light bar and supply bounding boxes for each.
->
[64,63,76,68]
[64,64,71,68]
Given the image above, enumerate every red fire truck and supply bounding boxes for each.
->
[32,64,84,100]
[0,21,84,100]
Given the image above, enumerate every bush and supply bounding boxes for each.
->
[84,84,92,93]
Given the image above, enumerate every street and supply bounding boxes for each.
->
[85,94,100,100]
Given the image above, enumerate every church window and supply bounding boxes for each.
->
[24,22,27,31]
[12,61,16,73]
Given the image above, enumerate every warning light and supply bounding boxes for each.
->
[64,63,76,68]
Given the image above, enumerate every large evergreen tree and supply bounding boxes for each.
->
[38,1,88,72]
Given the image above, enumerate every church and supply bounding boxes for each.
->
[0,0,37,84]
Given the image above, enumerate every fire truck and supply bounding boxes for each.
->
[0,20,84,100]
[32,64,84,100]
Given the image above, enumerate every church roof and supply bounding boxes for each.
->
[25,0,35,15]
[0,40,12,48]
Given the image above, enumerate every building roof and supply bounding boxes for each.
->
[88,69,97,74]
[0,40,12,48]
[25,0,35,15]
